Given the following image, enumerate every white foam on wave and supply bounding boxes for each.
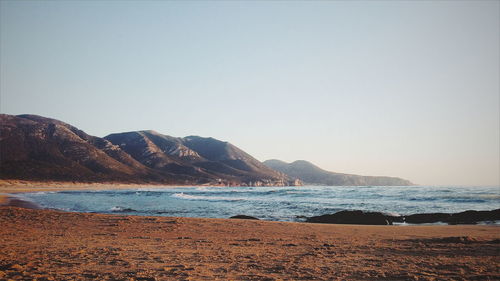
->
[285,191,308,194]
[171,192,245,201]
[29,191,57,195]
[194,187,251,193]
[132,187,168,192]
[110,206,137,212]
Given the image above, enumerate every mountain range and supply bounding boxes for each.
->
[263,159,412,186]
[0,114,412,186]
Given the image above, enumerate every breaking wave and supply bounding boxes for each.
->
[110,206,137,212]
[171,192,245,201]
[19,185,500,222]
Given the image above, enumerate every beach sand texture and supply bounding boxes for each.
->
[0,180,184,194]
[0,206,498,280]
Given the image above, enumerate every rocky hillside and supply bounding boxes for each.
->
[105,131,288,185]
[0,114,291,186]
[263,159,413,186]
[0,114,161,182]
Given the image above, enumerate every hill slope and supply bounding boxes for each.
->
[104,131,288,185]
[263,159,412,186]
[0,114,166,182]
[0,114,290,186]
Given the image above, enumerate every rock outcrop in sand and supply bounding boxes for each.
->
[405,209,500,224]
[230,215,260,220]
[306,210,399,225]
[307,209,500,225]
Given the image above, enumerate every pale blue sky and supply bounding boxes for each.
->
[1,1,499,186]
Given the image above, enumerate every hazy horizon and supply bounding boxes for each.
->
[1,1,499,186]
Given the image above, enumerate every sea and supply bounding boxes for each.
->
[15,185,500,222]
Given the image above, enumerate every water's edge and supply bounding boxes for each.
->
[10,186,498,224]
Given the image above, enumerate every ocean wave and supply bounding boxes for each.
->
[28,191,57,195]
[58,190,103,194]
[110,206,137,212]
[194,188,256,193]
[442,194,500,200]
[409,197,438,202]
[171,192,245,201]
[20,186,500,222]
[194,187,310,194]
[445,199,486,203]
[383,212,401,217]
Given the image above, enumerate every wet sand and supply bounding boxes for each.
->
[0,206,498,280]
[0,195,41,209]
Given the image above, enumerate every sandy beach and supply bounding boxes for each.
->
[0,205,499,281]
[0,180,194,194]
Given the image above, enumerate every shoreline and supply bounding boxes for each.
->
[0,194,42,209]
[1,192,498,227]
[1,182,498,279]
[1,181,498,226]
[0,180,209,193]
[0,206,498,280]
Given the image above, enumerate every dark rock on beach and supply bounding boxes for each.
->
[405,209,500,224]
[307,209,500,225]
[404,213,452,224]
[447,209,500,224]
[230,215,260,220]
[306,210,395,225]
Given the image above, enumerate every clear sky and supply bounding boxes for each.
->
[1,1,499,186]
